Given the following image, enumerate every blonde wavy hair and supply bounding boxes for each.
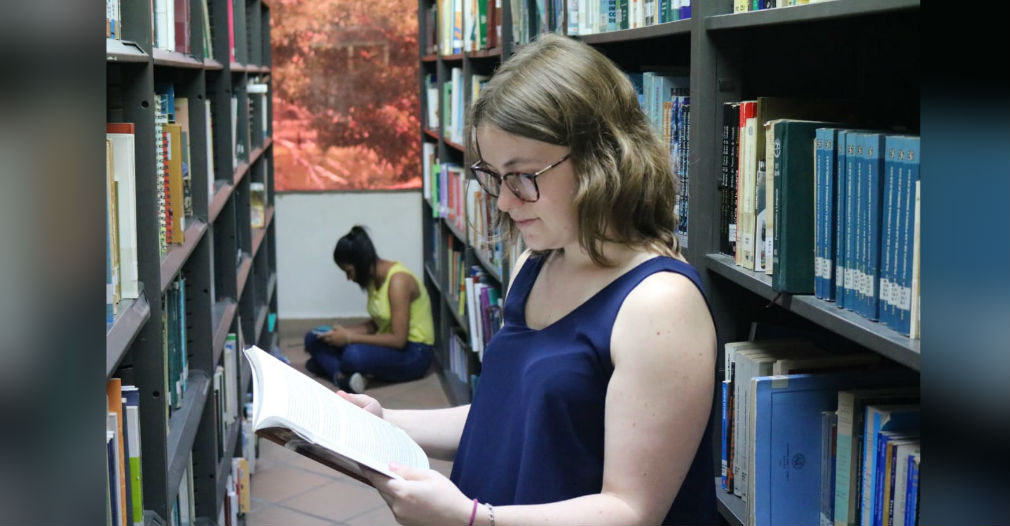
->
[464,33,681,266]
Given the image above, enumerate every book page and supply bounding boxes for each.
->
[244,346,428,480]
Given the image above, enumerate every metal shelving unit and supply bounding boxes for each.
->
[415,1,921,524]
[104,0,276,522]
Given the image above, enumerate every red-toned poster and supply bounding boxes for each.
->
[272,0,420,191]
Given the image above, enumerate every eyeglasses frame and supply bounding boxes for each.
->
[469,138,571,203]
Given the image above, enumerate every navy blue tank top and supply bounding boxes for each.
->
[450,254,718,525]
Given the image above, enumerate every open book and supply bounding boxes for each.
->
[243,346,429,486]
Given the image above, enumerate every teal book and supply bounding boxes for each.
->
[771,120,837,293]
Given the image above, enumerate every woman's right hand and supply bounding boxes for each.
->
[337,390,384,419]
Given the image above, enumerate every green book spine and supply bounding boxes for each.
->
[477,0,488,49]
[772,120,834,293]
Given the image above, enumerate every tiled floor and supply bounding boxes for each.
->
[245,320,454,526]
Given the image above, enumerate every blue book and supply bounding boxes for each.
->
[904,453,919,526]
[814,130,828,299]
[154,83,176,120]
[860,404,920,526]
[872,431,917,526]
[815,128,842,301]
[852,133,867,318]
[842,131,862,311]
[819,411,837,526]
[626,72,644,109]
[879,136,903,331]
[750,369,908,526]
[834,131,849,308]
[896,137,920,335]
[861,133,885,321]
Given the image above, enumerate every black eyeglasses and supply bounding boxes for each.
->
[470,139,570,203]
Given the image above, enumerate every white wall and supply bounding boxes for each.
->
[275,191,423,320]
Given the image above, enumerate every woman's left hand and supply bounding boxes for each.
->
[365,462,473,526]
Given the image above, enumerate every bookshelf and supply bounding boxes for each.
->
[105,0,275,523]
[416,0,921,524]
[417,0,511,406]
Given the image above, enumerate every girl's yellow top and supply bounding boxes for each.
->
[365,262,435,345]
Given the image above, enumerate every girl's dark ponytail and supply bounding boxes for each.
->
[333,225,377,290]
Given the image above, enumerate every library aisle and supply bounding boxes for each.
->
[245,320,454,525]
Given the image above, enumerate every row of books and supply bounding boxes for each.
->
[423,74,439,131]
[829,390,920,526]
[173,452,197,526]
[436,68,489,147]
[566,0,693,36]
[250,182,267,229]
[155,83,194,255]
[105,91,224,326]
[105,0,124,40]
[214,333,242,458]
[722,97,854,274]
[421,141,504,279]
[105,327,246,526]
[464,178,505,277]
[106,123,140,325]
[464,266,504,361]
[247,77,271,145]
[430,0,503,56]
[447,331,471,384]
[733,0,834,13]
[503,0,692,44]
[106,379,143,526]
[222,457,252,526]
[719,337,920,526]
[427,214,445,283]
[626,70,691,248]
[445,235,469,321]
[174,454,251,526]
[163,275,190,415]
[104,0,217,60]
[423,68,490,149]
[719,98,921,336]
[815,130,920,337]
[428,158,469,235]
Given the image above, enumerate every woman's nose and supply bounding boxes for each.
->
[496,184,522,213]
